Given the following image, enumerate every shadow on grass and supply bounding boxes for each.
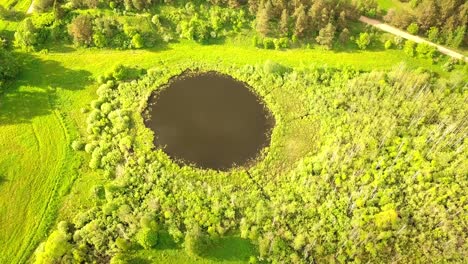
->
[203,236,257,262]
[127,257,151,264]
[0,52,92,126]
[156,231,179,250]
[0,174,7,186]
[47,45,77,53]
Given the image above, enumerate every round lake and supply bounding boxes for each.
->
[145,71,275,170]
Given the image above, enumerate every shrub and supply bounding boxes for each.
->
[442,58,459,72]
[71,139,85,151]
[416,42,437,59]
[263,60,291,76]
[427,27,439,42]
[34,227,72,264]
[112,64,143,81]
[315,23,336,50]
[406,23,419,35]
[14,18,38,51]
[93,32,107,48]
[278,37,290,49]
[374,209,399,228]
[109,253,128,264]
[384,39,393,49]
[403,40,416,57]
[262,38,274,49]
[131,33,144,49]
[136,228,158,249]
[252,35,259,47]
[338,28,350,45]
[184,227,211,257]
[356,32,371,50]
[393,36,403,48]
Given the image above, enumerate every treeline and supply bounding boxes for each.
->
[34,62,468,263]
[384,0,467,48]
[13,0,382,51]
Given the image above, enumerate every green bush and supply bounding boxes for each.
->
[406,23,419,35]
[356,32,371,50]
[112,64,143,81]
[136,228,158,249]
[427,27,439,42]
[184,227,211,257]
[384,39,393,49]
[262,38,274,49]
[14,18,38,51]
[263,60,291,76]
[403,40,416,57]
[131,34,144,49]
[416,42,437,59]
[93,32,107,48]
[71,139,85,151]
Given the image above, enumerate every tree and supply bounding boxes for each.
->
[52,0,65,20]
[294,4,308,38]
[315,23,336,49]
[34,223,72,264]
[338,10,347,30]
[279,9,289,37]
[136,228,158,249]
[416,0,438,31]
[34,0,54,12]
[427,27,439,42]
[14,18,37,51]
[228,0,240,8]
[131,0,145,10]
[338,28,350,45]
[255,1,272,36]
[356,32,371,49]
[68,15,93,46]
[449,26,466,48]
[385,9,414,29]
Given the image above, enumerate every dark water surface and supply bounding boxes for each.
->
[145,71,275,170]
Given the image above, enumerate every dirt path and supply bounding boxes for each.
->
[26,0,34,14]
[359,16,467,62]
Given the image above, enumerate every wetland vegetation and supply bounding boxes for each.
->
[0,0,466,263]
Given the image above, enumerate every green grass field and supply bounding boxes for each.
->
[0,37,464,263]
[377,0,410,12]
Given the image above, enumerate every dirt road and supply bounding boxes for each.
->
[26,1,34,14]
[359,16,467,62]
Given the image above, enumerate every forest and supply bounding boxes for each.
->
[0,0,467,263]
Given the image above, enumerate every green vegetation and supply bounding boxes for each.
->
[0,0,467,263]
[34,58,468,263]
[383,0,467,48]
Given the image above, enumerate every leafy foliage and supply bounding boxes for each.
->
[0,48,20,87]
[36,62,468,263]
[356,32,371,49]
